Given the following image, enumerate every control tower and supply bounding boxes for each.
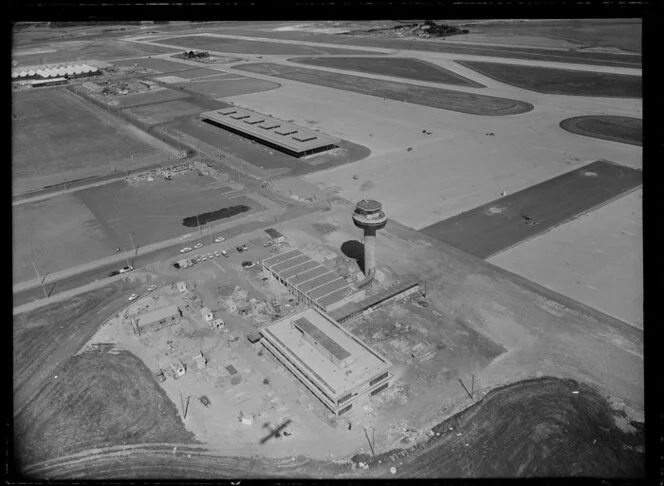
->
[352,199,388,277]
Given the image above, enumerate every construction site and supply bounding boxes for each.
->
[12,19,644,480]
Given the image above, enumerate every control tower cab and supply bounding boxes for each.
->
[352,199,388,277]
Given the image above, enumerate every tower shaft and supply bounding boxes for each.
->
[363,227,376,276]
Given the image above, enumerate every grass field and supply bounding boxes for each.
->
[457,61,642,98]
[421,161,643,258]
[13,281,140,417]
[208,28,641,68]
[289,57,485,87]
[560,116,642,146]
[12,88,171,193]
[12,174,257,282]
[169,76,281,98]
[113,57,203,73]
[14,348,197,470]
[157,35,385,56]
[234,63,533,116]
[13,39,180,65]
[113,88,191,108]
[468,19,642,53]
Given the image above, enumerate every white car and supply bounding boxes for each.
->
[128,293,139,301]
[201,255,208,261]
[214,236,225,243]
[147,285,158,292]
[214,250,220,257]
[194,243,204,249]
[180,247,192,253]
[119,265,134,274]
[207,253,214,259]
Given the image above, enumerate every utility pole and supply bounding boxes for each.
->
[196,215,202,235]
[458,377,473,400]
[129,232,135,256]
[32,261,48,299]
[362,427,375,457]
[471,374,475,397]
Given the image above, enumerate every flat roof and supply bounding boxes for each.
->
[308,278,349,300]
[201,108,340,154]
[260,308,391,398]
[287,265,330,285]
[294,316,351,363]
[280,260,322,280]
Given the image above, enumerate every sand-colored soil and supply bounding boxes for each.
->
[489,189,642,329]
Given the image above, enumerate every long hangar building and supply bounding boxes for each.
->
[201,107,340,157]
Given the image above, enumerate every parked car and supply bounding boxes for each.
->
[241,243,248,251]
[214,236,226,243]
[201,255,208,261]
[180,247,192,253]
[207,253,214,259]
[109,270,120,277]
[242,261,255,269]
[194,243,204,249]
[147,285,158,292]
[264,240,273,247]
[214,250,220,257]
[154,370,166,383]
[236,245,245,253]
[119,265,134,274]
[192,256,202,264]
[172,262,181,269]
[128,293,139,301]
[221,249,229,258]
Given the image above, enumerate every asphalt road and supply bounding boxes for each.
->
[420,160,642,259]
[216,29,642,68]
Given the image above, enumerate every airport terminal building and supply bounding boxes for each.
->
[259,307,392,416]
[201,107,340,157]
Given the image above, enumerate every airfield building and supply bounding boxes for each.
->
[259,307,392,416]
[201,107,340,157]
[262,249,364,312]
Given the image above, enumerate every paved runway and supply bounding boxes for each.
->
[420,160,642,259]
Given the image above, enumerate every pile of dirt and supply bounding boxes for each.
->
[356,21,469,39]
[374,377,644,478]
[14,347,197,470]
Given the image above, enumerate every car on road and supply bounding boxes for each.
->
[109,270,120,277]
[194,243,204,249]
[242,261,256,269]
[221,249,229,258]
[119,265,134,274]
[180,247,192,253]
[147,285,158,292]
[128,293,139,301]
[214,236,226,243]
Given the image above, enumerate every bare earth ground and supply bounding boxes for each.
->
[12,88,176,195]
[13,280,141,417]
[14,348,197,470]
[489,189,642,329]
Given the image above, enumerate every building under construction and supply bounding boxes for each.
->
[262,249,365,313]
[259,307,392,416]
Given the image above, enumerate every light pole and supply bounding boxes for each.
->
[129,232,136,264]
[32,261,48,299]
[196,215,202,235]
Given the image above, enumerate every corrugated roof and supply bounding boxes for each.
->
[296,272,339,293]
[280,260,321,280]
[307,278,348,300]
[271,254,311,273]
[263,249,302,267]
[294,316,351,362]
[287,265,329,285]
